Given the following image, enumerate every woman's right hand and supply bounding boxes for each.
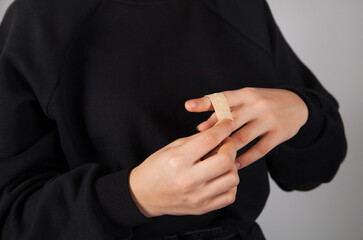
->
[128,119,239,218]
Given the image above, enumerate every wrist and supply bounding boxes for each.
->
[290,90,309,129]
[128,166,158,218]
[277,86,324,147]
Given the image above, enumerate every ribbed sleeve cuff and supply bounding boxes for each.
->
[95,166,154,228]
[278,86,325,147]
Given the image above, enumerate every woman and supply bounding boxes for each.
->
[0,0,347,239]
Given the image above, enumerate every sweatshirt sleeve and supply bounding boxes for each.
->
[0,1,152,239]
[262,0,348,191]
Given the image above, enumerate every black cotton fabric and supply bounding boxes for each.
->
[0,0,347,239]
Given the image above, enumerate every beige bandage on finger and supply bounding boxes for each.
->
[204,92,233,123]
[200,92,233,159]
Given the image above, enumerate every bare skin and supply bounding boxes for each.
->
[129,119,239,218]
[129,87,308,219]
[185,87,309,169]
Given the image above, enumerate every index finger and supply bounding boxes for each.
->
[185,89,245,112]
[178,119,234,165]
[191,137,237,184]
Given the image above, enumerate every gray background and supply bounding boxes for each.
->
[1,0,362,239]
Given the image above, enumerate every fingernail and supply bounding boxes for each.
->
[235,161,241,169]
[188,101,197,108]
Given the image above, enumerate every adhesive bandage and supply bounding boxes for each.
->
[204,92,233,123]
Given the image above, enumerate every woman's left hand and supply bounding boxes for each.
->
[185,87,309,170]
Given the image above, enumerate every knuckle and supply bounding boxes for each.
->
[255,97,270,109]
[257,142,270,156]
[225,136,236,147]
[266,113,279,123]
[175,177,194,193]
[230,174,240,186]
[234,175,240,186]
[226,193,236,205]
[188,196,203,209]
[203,132,219,147]
[232,186,238,195]
[219,158,231,171]
[235,131,250,145]
[218,153,230,165]
[167,149,182,161]
[241,87,254,95]
[282,124,293,137]
[278,124,291,138]
[221,156,234,170]
[228,138,238,154]
[168,155,181,169]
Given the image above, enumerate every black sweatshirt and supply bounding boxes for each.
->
[0,0,347,239]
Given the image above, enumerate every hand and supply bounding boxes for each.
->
[185,87,309,170]
[129,119,239,218]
